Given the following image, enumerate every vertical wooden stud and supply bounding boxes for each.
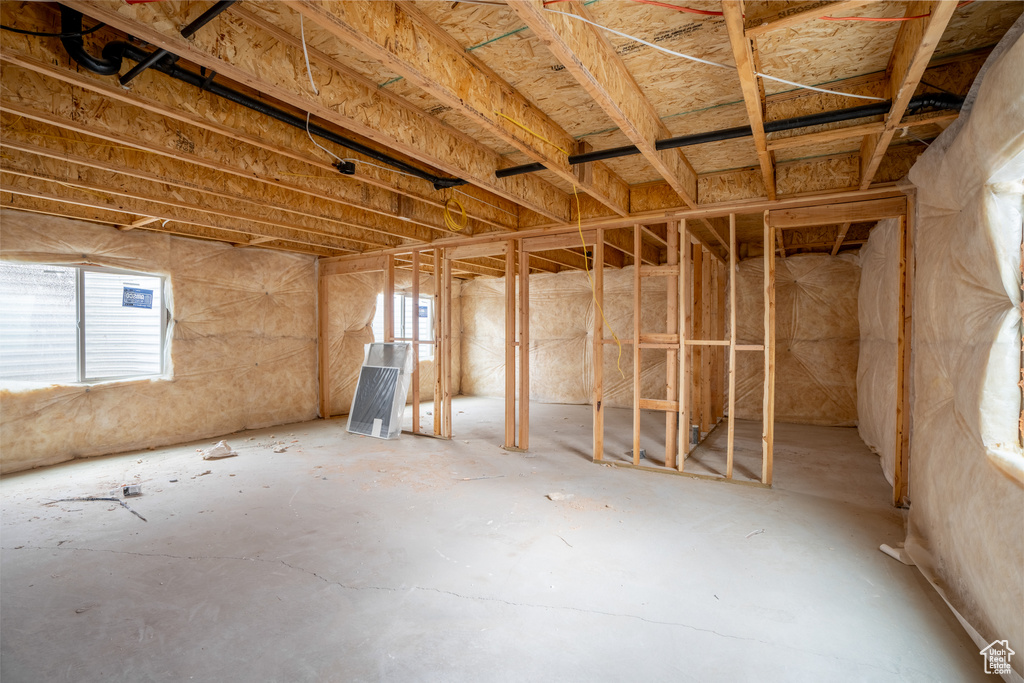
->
[505,241,516,448]
[894,208,913,506]
[318,264,330,419]
[593,230,605,461]
[762,210,776,485]
[443,252,453,438]
[665,222,679,468]
[678,221,690,471]
[433,247,442,436]
[727,214,737,478]
[701,248,713,432]
[633,225,642,466]
[713,259,726,420]
[384,254,395,343]
[411,250,420,433]
[691,243,704,437]
[519,240,530,450]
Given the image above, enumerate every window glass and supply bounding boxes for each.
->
[0,263,78,382]
[371,292,434,360]
[83,271,163,379]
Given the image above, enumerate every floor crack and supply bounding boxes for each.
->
[1,544,899,674]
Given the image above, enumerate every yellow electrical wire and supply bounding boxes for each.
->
[493,111,569,156]
[495,110,624,379]
[443,195,468,232]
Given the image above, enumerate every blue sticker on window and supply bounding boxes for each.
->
[122,287,153,309]
[419,305,428,318]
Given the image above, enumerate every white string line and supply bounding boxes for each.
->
[454,188,518,216]
[298,14,513,218]
[299,14,319,96]
[550,10,885,101]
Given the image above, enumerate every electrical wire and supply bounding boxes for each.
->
[305,111,345,163]
[299,13,319,96]
[494,111,570,155]
[544,0,723,15]
[0,21,105,38]
[443,195,469,232]
[493,111,625,378]
[548,9,885,101]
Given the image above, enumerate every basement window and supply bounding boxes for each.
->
[0,263,167,384]
[371,292,434,360]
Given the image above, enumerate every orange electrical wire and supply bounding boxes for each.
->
[543,0,722,16]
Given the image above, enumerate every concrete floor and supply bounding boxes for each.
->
[1,397,985,682]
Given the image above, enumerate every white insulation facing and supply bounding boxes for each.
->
[857,217,901,485]
[0,210,318,474]
[460,267,667,408]
[734,253,860,426]
[904,27,1024,679]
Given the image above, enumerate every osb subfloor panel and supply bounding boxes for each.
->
[1,397,986,682]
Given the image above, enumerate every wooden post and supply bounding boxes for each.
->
[443,252,453,438]
[665,221,679,468]
[893,208,912,506]
[691,243,704,438]
[593,229,605,461]
[713,259,726,420]
[701,249,713,432]
[505,240,516,448]
[384,254,395,342]
[411,250,420,433]
[633,224,642,466]
[519,240,530,450]
[678,221,690,471]
[727,214,737,478]
[762,210,776,485]
[433,247,442,436]
[318,264,330,419]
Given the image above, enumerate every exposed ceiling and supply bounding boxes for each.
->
[0,0,1019,277]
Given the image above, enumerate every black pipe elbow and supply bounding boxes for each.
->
[59,6,127,76]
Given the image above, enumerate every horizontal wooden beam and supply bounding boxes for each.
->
[63,0,571,221]
[511,0,697,207]
[0,14,506,236]
[319,185,907,265]
[744,0,877,37]
[0,169,359,254]
[0,147,388,251]
[523,231,597,252]
[769,196,906,229]
[0,117,407,249]
[766,111,957,152]
[0,68,434,244]
[288,0,628,217]
[321,255,387,276]
[449,243,507,260]
[1,192,342,257]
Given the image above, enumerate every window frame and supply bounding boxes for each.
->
[0,262,168,385]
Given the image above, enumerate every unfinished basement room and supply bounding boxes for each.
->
[1,0,1022,680]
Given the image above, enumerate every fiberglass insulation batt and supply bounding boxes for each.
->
[733,252,861,426]
[902,26,1024,678]
[0,210,318,474]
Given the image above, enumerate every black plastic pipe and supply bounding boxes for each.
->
[496,92,963,179]
[119,0,235,85]
[59,7,466,189]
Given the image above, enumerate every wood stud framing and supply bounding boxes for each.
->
[2,0,953,501]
